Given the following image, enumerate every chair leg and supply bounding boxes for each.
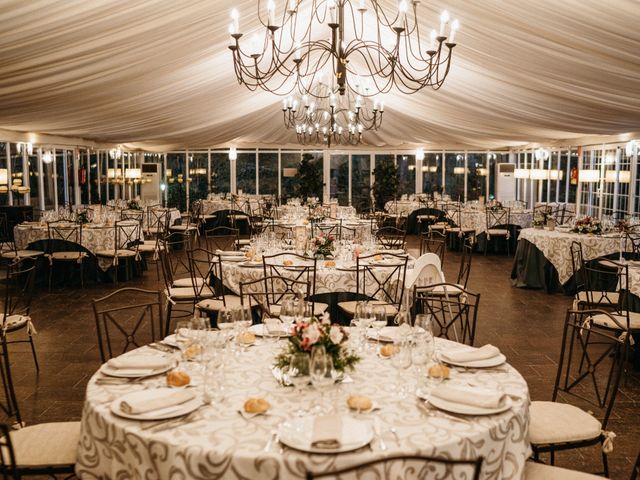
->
[602,450,609,477]
[48,263,53,292]
[28,333,39,372]
[79,260,84,289]
[549,449,555,465]
[165,303,173,336]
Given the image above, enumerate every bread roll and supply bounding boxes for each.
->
[183,343,202,360]
[283,259,293,266]
[166,370,190,387]
[237,331,256,345]
[379,344,397,357]
[347,395,373,411]
[324,260,336,268]
[244,397,270,414]
[427,364,450,379]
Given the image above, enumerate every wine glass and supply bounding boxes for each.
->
[310,347,334,414]
[372,305,387,347]
[217,309,235,348]
[415,314,433,335]
[174,320,195,365]
[390,339,413,398]
[279,299,296,333]
[288,353,310,416]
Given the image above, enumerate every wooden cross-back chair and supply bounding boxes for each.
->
[413,283,480,345]
[204,226,239,252]
[239,275,311,321]
[92,287,165,362]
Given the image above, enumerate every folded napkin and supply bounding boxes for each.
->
[430,384,507,409]
[120,389,196,415]
[440,344,501,364]
[107,355,171,371]
[311,416,343,449]
[215,250,244,256]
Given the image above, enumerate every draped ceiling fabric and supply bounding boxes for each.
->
[0,0,638,151]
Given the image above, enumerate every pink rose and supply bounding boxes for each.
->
[329,325,343,344]
[303,323,321,345]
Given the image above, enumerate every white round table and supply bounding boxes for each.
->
[76,337,530,479]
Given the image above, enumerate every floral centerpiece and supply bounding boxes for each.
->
[616,219,631,233]
[572,216,602,235]
[127,200,142,210]
[312,233,334,258]
[307,202,325,223]
[275,314,360,373]
[75,211,90,224]
[533,210,550,228]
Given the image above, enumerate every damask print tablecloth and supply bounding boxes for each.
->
[385,201,420,215]
[446,210,533,235]
[517,228,622,285]
[76,338,530,479]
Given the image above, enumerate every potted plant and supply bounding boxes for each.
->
[372,159,399,211]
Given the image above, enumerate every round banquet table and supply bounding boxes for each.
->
[76,337,531,479]
[511,227,622,293]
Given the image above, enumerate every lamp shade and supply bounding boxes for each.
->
[578,169,600,183]
[107,168,119,179]
[514,168,530,179]
[477,168,488,176]
[530,168,549,180]
[548,170,564,180]
[604,170,631,183]
[453,167,466,175]
[125,168,142,179]
[0,169,7,185]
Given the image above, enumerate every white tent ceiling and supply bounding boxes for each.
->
[0,0,638,151]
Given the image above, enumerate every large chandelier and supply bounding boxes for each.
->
[228,0,459,98]
[282,78,384,147]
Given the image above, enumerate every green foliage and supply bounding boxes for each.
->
[373,158,399,210]
[294,153,323,199]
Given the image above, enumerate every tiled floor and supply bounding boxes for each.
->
[3,238,639,479]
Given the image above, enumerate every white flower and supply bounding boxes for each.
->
[329,325,344,345]
[303,323,321,345]
[321,312,331,325]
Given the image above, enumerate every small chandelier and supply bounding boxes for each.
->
[282,79,383,147]
[42,149,54,164]
[16,142,33,155]
[228,0,459,98]
[109,146,123,160]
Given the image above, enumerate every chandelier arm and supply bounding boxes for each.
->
[370,1,400,29]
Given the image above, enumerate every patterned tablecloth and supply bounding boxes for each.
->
[517,228,623,284]
[201,199,261,215]
[385,201,420,216]
[449,210,533,235]
[76,338,530,479]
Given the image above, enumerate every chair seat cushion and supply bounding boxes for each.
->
[50,251,83,260]
[136,243,158,253]
[169,225,197,232]
[529,401,602,445]
[197,295,243,311]
[524,461,603,480]
[95,249,136,258]
[416,215,437,221]
[236,239,251,246]
[589,311,640,330]
[487,228,509,236]
[1,314,30,332]
[10,421,80,468]
[167,286,214,300]
[1,250,44,259]
[337,300,398,317]
[172,277,205,288]
[429,284,464,295]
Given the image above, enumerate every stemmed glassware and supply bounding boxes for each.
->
[310,346,334,413]
[288,353,310,416]
[390,338,413,398]
[372,305,387,346]
[279,299,296,334]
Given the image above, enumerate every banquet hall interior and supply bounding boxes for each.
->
[0,0,638,478]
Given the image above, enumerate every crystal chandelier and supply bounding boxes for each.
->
[282,79,384,147]
[228,0,459,98]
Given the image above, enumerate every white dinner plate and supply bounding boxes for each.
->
[277,416,373,453]
[220,256,245,262]
[419,390,513,416]
[365,326,419,343]
[240,261,264,268]
[163,334,179,348]
[110,388,202,420]
[100,359,173,378]
[438,352,507,369]
[249,323,289,338]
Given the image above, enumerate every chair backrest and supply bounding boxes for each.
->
[146,207,170,235]
[420,230,446,264]
[2,258,36,327]
[92,288,165,362]
[47,220,82,246]
[413,283,481,345]
[305,454,483,480]
[444,204,461,226]
[263,253,318,307]
[406,253,445,290]
[312,223,340,240]
[120,209,144,225]
[272,224,294,241]
[158,232,192,287]
[204,226,239,252]
[553,309,628,430]
[375,226,407,250]
[580,257,626,313]
[356,252,408,307]
[239,275,310,318]
[631,451,640,480]
[570,241,586,292]
[486,207,510,230]
[186,248,223,300]
[115,220,140,252]
[457,240,473,288]
[624,231,640,260]
[0,214,8,244]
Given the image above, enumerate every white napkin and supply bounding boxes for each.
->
[107,355,171,371]
[311,416,343,449]
[440,344,501,364]
[430,384,507,409]
[215,250,244,256]
[120,389,195,415]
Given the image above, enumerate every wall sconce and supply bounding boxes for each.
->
[16,142,33,155]
[477,168,488,176]
[453,167,467,175]
[125,168,142,179]
[42,149,54,164]
[626,140,638,157]
[534,148,550,161]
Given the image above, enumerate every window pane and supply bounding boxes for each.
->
[27,150,38,206]
[236,152,256,195]
[466,153,485,201]
[330,154,348,205]
[396,154,415,196]
[167,152,186,211]
[211,152,230,194]
[374,154,396,208]
[188,152,208,202]
[89,151,99,204]
[351,154,370,213]
[281,151,300,202]
[488,154,499,199]
[258,152,278,195]
[445,153,465,201]
[422,153,441,194]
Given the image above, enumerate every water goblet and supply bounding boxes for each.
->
[372,305,387,346]
[288,353,310,416]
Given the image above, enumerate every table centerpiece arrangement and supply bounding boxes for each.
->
[127,200,142,210]
[312,233,334,259]
[274,314,360,374]
[572,216,602,235]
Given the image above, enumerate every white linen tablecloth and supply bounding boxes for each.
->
[518,228,622,284]
[76,338,530,479]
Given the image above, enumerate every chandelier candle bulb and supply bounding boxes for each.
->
[398,1,408,24]
[429,29,437,51]
[449,19,459,43]
[230,8,239,33]
[267,0,276,26]
[439,10,450,36]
